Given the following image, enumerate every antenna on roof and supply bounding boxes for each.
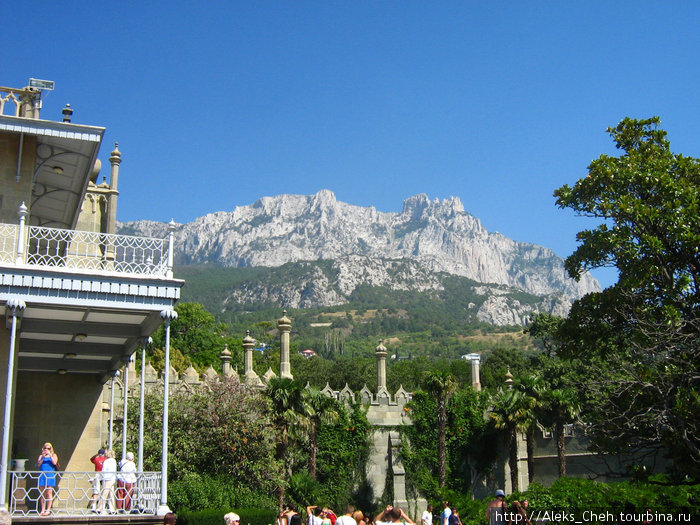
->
[27,78,55,110]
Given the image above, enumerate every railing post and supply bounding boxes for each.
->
[15,203,27,265]
[166,220,176,279]
[157,309,177,516]
[0,298,26,511]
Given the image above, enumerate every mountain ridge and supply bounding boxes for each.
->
[118,190,599,324]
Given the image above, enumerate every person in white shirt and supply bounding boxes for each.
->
[117,452,137,511]
[440,502,451,525]
[421,505,433,525]
[336,506,358,525]
[98,450,117,514]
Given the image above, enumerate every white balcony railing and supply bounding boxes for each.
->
[10,470,162,517]
[0,210,176,278]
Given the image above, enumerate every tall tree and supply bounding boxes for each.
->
[515,373,544,483]
[423,370,457,487]
[554,117,700,478]
[302,387,341,479]
[265,378,311,509]
[488,388,534,492]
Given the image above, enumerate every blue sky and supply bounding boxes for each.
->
[3,2,699,289]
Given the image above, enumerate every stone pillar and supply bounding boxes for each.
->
[242,331,263,387]
[277,311,293,380]
[471,356,481,392]
[220,345,232,376]
[105,143,121,264]
[375,340,387,393]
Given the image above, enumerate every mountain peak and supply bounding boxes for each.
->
[119,192,600,303]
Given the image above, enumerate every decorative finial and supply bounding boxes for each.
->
[62,104,73,123]
[109,142,122,165]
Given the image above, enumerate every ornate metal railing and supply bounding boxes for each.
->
[24,225,170,276]
[9,470,162,517]
[0,211,176,277]
[0,224,17,264]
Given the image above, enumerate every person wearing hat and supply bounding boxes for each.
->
[224,512,241,525]
[89,448,106,511]
[486,490,507,525]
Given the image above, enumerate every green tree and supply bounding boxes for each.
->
[514,373,544,483]
[152,302,236,370]
[554,117,700,478]
[265,378,312,509]
[303,387,341,479]
[488,388,534,492]
[423,371,457,487]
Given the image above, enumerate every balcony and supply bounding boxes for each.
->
[0,213,175,279]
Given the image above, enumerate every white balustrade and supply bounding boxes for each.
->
[0,221,174,277]
[9,470,162,517]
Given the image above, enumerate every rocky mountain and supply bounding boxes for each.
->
[119,190,600,325]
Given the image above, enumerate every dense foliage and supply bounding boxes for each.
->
[554,117,700,478]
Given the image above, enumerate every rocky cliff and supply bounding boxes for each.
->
[119,190,599,324]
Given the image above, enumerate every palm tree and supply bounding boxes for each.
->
[302,387,341,479]
[515,373,544,483]
[265,377,311,509]
[541,387,580,477]
[423,370,457,487]
[488,388,534,492]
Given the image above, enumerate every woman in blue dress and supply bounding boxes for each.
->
[36,442,58,516]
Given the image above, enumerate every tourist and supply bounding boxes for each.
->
[224,512,241,525]
[117,451,137,511]
[374,506,415,525]
[486,490,507,525]
[36,442,58,516]
[421,504,433,525]
[324,507,338,525]
[441,502,451,525]
[353,510,367,525]
[336,505,357,525]
[89,448,106,511]
[307,505,324,525]
[448,508,462,525]
[98,450,117,514]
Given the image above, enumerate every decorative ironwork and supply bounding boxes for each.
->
[0,224,17,264]
[9,470,162,517]
[18,225,172,276]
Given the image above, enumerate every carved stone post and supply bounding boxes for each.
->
[220,345,232,376]
[278,311,293,379]
[375,340,388,393]
[243,331,263,387]
[470,355,481,392]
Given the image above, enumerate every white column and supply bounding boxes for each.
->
[0,298,25,510]
[138,337,151,472]
[158,309,177,515]
[15,203,27,265]
[121,355,132,460]
[108,371,119,450]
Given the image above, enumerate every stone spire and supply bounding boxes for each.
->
[471,354,482,392]
[104,142,121,264]
[220,344,232,376]
[277,311,293,379]
[243,330,263,387]
[375,339,388,393]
